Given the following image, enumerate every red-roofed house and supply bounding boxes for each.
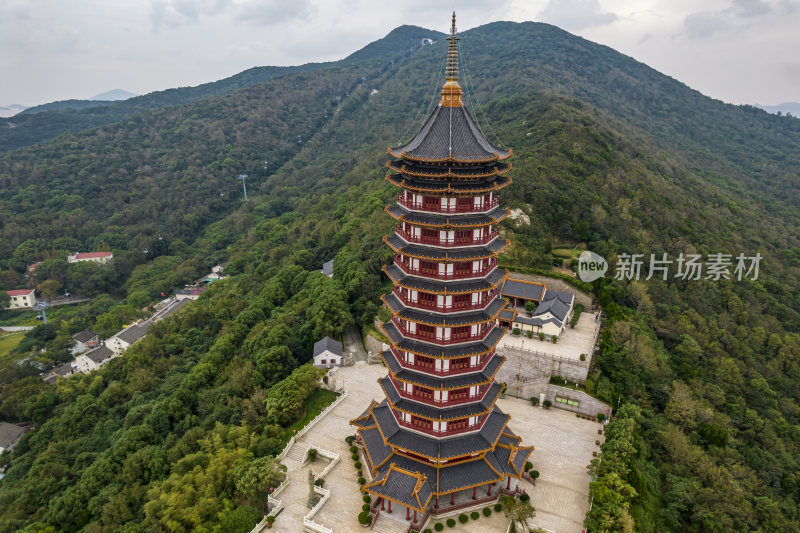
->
[67,252,113,264]
[5,289,36,309]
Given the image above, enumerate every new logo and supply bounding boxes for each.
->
[577,251,608,282]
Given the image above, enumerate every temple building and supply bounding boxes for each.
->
[351,13,533,528]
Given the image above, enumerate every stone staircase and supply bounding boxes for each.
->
[371,513,410,533]
[283,443,307,464]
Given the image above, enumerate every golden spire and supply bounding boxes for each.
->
[440,11,463,108]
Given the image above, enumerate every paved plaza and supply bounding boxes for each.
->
[498,312,600,362]
[272,362,600,533]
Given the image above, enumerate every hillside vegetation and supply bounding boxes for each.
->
[0,21,798,533]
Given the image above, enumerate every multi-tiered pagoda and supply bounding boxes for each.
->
[350,13,533,528]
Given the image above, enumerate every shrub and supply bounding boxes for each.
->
[446,518,456,527]
[362,504,371,512]
[358,511,372,525]
[266,515,275,525]
[470,511,479,520]
[598,413,606,422]
[434,523,444,531]
[345,435,355,445]
[307,448,318,462]
[494,503,502,512]
[552,336,558,344]
[543,400,552,409]
[579,353,586,361]
[363,494,371,503]
[352,453,359,461]
[525,301,536,313]
[357,477,366,485]
[512,327,521,336]
[520,493,530,503]
[424,529,433,533]
[538,332,545,341]
[354,461,362,469]
[531,470,540,484]
[482,508,492,517]
[459,513,468,523]
[357,469,362,477]
[314,478,325,487]
[350,445,358,454]
[526,330,534,338]
[530,396,539,406]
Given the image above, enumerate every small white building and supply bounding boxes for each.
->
[511,291,575,339]
[75,345,115,373]
[313,336,343,368]
[5,289,36,309]
[108,323,148,354]
[43,362,77,383]
[71,328,98,355]
[67,252,113,264]
[321,260,334,278]
[175,287,206,301]
[0,422,26,454]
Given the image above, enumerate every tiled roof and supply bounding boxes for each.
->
[384,292,506,327]
[6,289,34,297]
[500,278,546,301]
[72,328,97,343]
[0,422,25,449]
[75,252,112,259]
[382,349,503,390]
[313,336,342,357]
[387,174,511,193]
[533,291,574,322]
[116,324,147,344]
[84,345,114,364]
[387,204,508,227]
[363,464,434,512]
[389,105,510,162]
[384,263,506,294]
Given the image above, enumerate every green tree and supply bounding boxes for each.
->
[234,456,287,513]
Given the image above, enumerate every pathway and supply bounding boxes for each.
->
[342,324,368,363]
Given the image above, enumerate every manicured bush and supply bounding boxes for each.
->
[543,400,552,409]
[531,470,540,483]
[520,493,530,503]
[525,461,533,472]
[350,445,358,453]
[424,529,433,533]
[538,332,545,341]
[358,511,372,525]
[362,504,370,512]
[598,413,606,422]
[266,515,275,525]
[526,330,534,338]
[494,503,503,512]
[512,327,521,336]
[357,469,362,477]
[358,477,366,485]
[530,396,539,406]
[363,495,371,503]
[458,513,468,523]
[307,448,318,461]
[552,336,558,344]
[482,508,492,517]
[446,518,456,528]
[525,301,536,313]
[314,478,325,487]
[579,353,586,361]
[345,435,355,445]
[352,453,359,461]
[354,461,362,469]
[470,511,479,520]
[434,523,444,531]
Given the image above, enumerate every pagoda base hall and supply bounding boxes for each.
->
[349,13,534,531]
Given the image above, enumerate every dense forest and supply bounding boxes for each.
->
[0,21,799,532]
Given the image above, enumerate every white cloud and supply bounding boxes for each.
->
[537,0,617,30]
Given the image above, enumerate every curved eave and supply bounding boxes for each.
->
[386,160,512,180]
[386,147,513,164]
[379,377,502,422]
[382,293,506,328]
[381,348,506,390]
[382,264,508,296]
[386,204,509,229]
[379,322,505,360]
[384,235,508,261]
[386,174,513,194]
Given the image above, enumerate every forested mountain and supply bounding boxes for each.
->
[0,25,444,152]
[0,21,798,533]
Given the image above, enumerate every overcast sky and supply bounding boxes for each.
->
[0,0,798,107]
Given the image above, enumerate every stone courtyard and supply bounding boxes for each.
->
[498,311,600,363]
[270,362,601,533]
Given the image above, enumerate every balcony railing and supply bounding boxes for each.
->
[390,349,492,376]
[394,257,498,280]
[397,195,499,214]
[395,226,499,247]
[392,287,495,313]
[395,382,491,407]
[395,414,483,436]
[390,318,494,345]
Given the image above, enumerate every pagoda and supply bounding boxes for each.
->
[350,13,533,528]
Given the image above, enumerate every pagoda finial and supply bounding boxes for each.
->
[441,12,463,107]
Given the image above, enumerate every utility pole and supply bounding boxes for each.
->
[238,173,248,201]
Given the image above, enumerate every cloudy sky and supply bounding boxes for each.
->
[0,0,797,107]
